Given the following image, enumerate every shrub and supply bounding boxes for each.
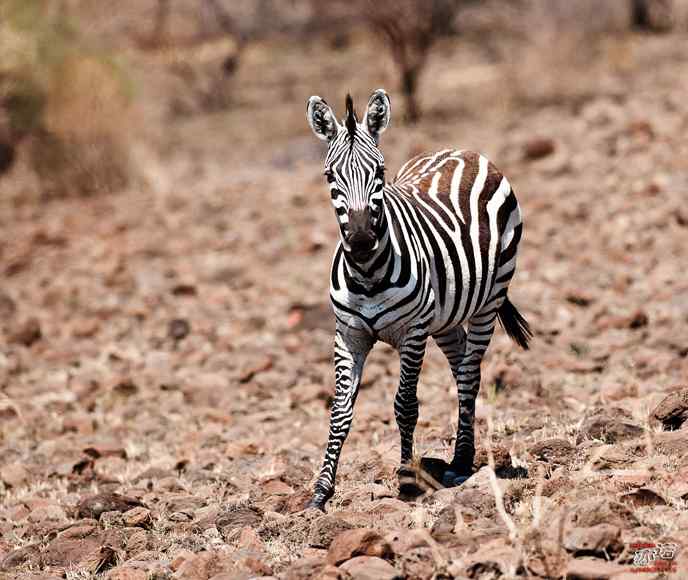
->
[0,0,134,196]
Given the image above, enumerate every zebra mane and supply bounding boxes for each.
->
[345,94,357,146]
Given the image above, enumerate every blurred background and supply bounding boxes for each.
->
[1,1,688,576]
[0,0,686,200]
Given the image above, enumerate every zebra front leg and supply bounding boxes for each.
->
[308,329,373,511]
[437,310,496,486]
[395,331,427,495]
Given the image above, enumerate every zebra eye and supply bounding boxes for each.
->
[370,200,382,219]
[324,170,335,183]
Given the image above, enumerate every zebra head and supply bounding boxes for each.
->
[306,89,391,262]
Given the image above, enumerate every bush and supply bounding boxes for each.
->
[0,0,134,196]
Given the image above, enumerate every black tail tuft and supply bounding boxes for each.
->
[497,297,532,350]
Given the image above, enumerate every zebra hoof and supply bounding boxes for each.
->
[306,498,327,512]
[440,470,470,487]
[307,487,333,511]
[418,457,471,488]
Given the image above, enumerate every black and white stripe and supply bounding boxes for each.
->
[306,90,531,510]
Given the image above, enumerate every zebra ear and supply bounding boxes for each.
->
[363,89,391,142]
[307,96,340,142]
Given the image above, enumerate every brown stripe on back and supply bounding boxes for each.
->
[458,151,480,222]
[415,158,457,200]
[412,158,461,228]
[394,153,432,184]
[478,161,503,251]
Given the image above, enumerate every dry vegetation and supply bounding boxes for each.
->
[1,1,688,579]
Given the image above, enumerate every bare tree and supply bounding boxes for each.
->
[150,0,172,47]
[363,0,464,122]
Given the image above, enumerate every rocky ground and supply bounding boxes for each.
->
[1,28,688,580]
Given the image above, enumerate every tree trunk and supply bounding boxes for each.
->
[631,0,673,31]
[151,0,171,46]
[401,66,421,123]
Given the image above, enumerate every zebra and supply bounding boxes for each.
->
[305,89,531,511]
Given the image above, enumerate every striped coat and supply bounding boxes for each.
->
[330,149,522,346]
[305,90,530,510]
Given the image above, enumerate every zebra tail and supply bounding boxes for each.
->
[497,296,532,350]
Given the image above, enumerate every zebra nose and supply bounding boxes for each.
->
[348,231,376,253]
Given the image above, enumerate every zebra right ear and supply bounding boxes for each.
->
[363,89,391,143]
[307,96,340,142]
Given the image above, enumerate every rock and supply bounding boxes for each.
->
[100,510,125,527]
[42,527,115,569]
[77,493,143,519]
[529,438,575,466]
[169,318,191,340]
[133,467,175,483]
[541,475,573,498]
[173,552,213,580]
[522,538,567,578]
[13,574,64,580]
[396,546,437,580]
[385,529,430,557]
[125,529,149,555]
[563,524,622,556]
[71,318,101,338]
[308,514,355,548]
[455,539,518,578]
[238,355,273,383]
[600,382,638,401]
[170,550,251,580]
[428,468,497,519]
[0,290,16,318]
[430,506,456,538]
[9,317,41,346]
[262,479,294,496]
[619,488,666,507]
[564,556,626,579]
[283,556,326,580]
[0,543,41,569]
[216,505,263,535]
[237,526,264,551]
[316,565,351,580]
[577,413,643,444]
[367,498,412,528]
[0,463,30,488]
[566,497,637,530]
[28,503,67,523]
[655,429,688,456]
[565,289,594,307]
[170,549,196,571]
[523,137,556,160]
[473,445,511,473]
[106,566,148,580]
[326,528,392,566]
[650,388,688,430]
[339,556,396,580]
[122,507,153,528]
[59,523,99,539]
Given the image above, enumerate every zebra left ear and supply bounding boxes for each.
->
[363,89,391,142]
[307,96,340,142]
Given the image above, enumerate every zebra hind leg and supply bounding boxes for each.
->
[436,309,497,487]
